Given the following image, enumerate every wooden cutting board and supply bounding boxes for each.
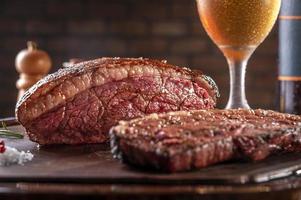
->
[1,125,301,185]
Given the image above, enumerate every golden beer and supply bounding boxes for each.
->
[196,0,281,109]
[197,0,281,59]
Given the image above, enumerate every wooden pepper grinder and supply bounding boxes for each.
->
[15,41,52,99]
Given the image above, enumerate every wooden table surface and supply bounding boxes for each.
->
[1,118,301,200]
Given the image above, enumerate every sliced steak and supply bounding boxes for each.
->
[16,57,219,145]
[110,109,301,172]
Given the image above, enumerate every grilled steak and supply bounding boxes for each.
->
[16,57,219,145]
[110,109,301,172]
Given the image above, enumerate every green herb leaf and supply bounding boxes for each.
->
[0,129,24,139]
[0,121,23,139]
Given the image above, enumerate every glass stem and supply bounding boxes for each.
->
[225,58,250,109]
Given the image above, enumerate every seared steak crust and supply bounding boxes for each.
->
[110,109,301,172]
[16,57,218,144]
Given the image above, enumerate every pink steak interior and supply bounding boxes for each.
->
[26,75,215,144]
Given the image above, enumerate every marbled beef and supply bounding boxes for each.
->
[16,57,218,145]
[110,109,301,172]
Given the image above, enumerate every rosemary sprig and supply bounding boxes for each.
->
[0,121,24,139]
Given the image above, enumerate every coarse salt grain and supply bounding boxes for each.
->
[0,146,33,166]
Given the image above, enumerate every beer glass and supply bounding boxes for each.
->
[196,0,281,109]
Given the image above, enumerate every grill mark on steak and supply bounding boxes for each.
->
[110,109,301,172]
[16,58,218,144]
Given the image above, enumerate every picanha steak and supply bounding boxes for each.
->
[110,109,301,172]
[16,57,219,145]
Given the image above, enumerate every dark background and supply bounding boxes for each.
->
[0,0,278,117]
